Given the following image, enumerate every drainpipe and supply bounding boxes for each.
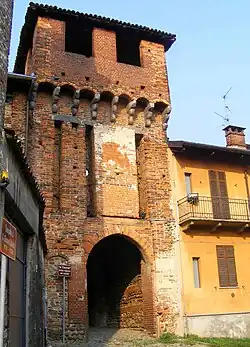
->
[244,170,250,217]
[7,72,35,81]
[24,100,29,157]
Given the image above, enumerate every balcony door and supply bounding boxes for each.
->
[209,170,230,219]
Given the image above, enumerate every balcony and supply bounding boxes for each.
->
[178,195,250,232]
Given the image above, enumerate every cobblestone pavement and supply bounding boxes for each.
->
[52,328,208,347]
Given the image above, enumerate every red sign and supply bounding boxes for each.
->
[58,264,71,277]
[0,218,17,260]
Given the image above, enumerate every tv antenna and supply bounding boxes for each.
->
[214,87,232,127]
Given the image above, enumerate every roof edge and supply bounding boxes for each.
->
[168,140,250,156]
[14,2,176,73]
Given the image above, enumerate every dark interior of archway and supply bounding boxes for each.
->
[87,235,143,329]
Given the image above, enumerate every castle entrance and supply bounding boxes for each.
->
[87,235,144,329]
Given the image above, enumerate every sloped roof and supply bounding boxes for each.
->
[168,140,250,165]
[14,2,176,73]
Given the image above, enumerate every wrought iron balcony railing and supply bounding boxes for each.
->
[178,195,250,224]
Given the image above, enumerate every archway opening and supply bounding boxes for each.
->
[87,235,144,329]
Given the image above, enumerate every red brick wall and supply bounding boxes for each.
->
[120,274,143,329]
[25,17,169,102]
[225,132,246,148]
[7,13,181,343]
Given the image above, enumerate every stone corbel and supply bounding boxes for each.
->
[52,86,61,114]
[71,90,80,116]
[28,81,39,111]
[110,96,119,122]
[144,102,155,127]
[162,104,172,130]
[126,99,137,125]
[90,93,100,120]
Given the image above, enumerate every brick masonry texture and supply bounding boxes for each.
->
[0,0,13,124]
[25,17,170,103]
[0,1,13,346]
[7,12,181,343]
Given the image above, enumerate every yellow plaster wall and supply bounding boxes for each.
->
[181,232,250,315]
[173,156,249,201]
[169,150,250,315]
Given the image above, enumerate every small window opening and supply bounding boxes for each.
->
[192,257,201,288]
[65,20,93,57]
[116,32,141,66]
[185,172,192,196]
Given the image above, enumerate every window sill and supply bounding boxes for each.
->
[219,286,239,289]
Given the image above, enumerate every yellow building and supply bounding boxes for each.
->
[169,125,250,338]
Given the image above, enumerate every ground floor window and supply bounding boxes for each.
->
[216,245,238,287]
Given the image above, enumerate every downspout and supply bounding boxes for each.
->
[244,170,250,216]
[25,101,29,157]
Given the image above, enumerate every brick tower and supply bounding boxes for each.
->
[9,2,181,343]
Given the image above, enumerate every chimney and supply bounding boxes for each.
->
[223,125,246,149]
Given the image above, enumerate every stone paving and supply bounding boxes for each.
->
[52,328,208,347]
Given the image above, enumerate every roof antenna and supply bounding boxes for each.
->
[214,87,232,127]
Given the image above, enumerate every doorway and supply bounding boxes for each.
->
[9,230,26,347]
[87,235,144,329]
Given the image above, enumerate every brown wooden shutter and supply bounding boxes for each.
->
[209,171,230,219]
[209,170,220,218]
[216,245,238,287]
[226,246,238,286]
[209,170,218,195]
[216,245,228,287]
[217,172,230,219]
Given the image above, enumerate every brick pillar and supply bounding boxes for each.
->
[28,91,55,208]
[138,135,181,335]
[28,17,65,76]
[140,41,170,97]
[137,137,170,219]
[60,123,86,215]
[68,261,87,324]
[93,28,117,62]
[141,260,155,334]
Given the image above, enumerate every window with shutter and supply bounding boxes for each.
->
[216,245,238,287]
[209,170,230,219]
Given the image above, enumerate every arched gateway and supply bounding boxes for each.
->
[87,234,154,332]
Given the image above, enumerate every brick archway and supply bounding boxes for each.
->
[86,234,155,333]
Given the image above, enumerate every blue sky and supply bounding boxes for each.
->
[9,0,250,145]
